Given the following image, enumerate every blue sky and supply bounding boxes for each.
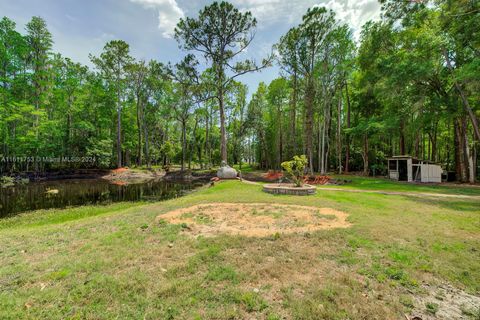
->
[1,0,381,95]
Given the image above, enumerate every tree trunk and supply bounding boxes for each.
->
[278,107,283,169]
[116,107,122,168]
[144,114,150,168]
[446,120,452,171]
[324,99,332,175]
[238,103,245,170]
[428,130,438,163]
[116,73,122,169]
[65,110,71,156]
[197,143,203,170]
[422,131,426,160]
[163,127,169,166]
[136,95,143,166]
[205,110,210,168]
[318,119,323,174]
[465,132,474,183]
[363,133,369,176]
[444,49,480,142]
[217,61,228,164]
[399,121,406,155]
[414,132,420,158]
[189,116,198,170]
[454,118,468,182]
[125,150,130,167]
[219,89,227,163]
[344,82,351,173]
[289,72,298,158]
[321,109,327,174]
[337,96,342,174]
[472,143,477,182]
[305,77,315,174]
[181,119,186,172]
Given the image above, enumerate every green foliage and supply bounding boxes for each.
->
[175,1,271,163]
[0,176,14,187]
[281,155,308,187]
[0,0,479,182]
[205,265,238,283]
[426,302,439,315]
[1,180,480,318]
[86,138,113,168]
[240,292,268,312]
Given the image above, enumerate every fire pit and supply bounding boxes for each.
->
[263,183,316,196]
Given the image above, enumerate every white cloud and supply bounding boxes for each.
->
[324,0,381,39]
[231,0,381,40]
[130,0,184,38]
[232,0,301,25]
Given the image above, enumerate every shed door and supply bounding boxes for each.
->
[398,160,408,181]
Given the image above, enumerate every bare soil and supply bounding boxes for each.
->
[101,168,164,184]
[409,283,480,320]
[158,203,351,237]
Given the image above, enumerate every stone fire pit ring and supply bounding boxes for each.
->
[263,183,316,196]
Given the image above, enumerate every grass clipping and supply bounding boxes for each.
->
[159,203,351,237]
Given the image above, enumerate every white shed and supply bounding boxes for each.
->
[388,156,443,183]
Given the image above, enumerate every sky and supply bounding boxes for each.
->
[0,0,382,96]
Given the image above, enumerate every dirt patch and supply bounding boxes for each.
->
[158,203,351,237]
[264,170,284,181]
[409,283,480,320]
[102,168,164,184]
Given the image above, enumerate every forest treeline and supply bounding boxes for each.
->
[0,0,478,181]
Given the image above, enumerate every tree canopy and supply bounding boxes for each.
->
[0,0,478,182]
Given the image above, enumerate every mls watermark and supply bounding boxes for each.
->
[1,156,97,164]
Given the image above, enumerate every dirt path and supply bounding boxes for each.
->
[241,180,480,200]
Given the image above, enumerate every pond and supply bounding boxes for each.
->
[0,179,203,218]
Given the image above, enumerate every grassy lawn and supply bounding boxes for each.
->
[321,175,480,196]
[232,163,256,173]
[1,180,479,319]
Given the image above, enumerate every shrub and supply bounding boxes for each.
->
[0,176,15,188]
[281,155,308,187]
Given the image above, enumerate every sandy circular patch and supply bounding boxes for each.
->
[158,203,351,237]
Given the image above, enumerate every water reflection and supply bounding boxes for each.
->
[0,179,202,217]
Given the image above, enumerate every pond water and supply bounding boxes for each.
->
[0,179,203,218]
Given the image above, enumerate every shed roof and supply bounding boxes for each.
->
[388,155,415,160]
[387,155,441,166]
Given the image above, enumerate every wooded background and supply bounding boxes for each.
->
[0,0,478,182]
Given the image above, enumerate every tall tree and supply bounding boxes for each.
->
[143,60,165,168]
[26,16,52,110]
[276,27,302,159]
[227,81,248,167]
[91,40,132,168]
[127,60,149,166]
[266,78,289,168]
[168,55,201,171]
[175,1,271,164]
[26,16,52,168]
[297,7,336,173]
[0,17,28,158]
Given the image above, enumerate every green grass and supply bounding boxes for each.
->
[0,202,145,230]
[0,180,479,319]
[232,163,256,173]
[426,302,439,315]
[321,175,480,196]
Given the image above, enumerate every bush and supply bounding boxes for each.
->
[0,176,15,188]
[281,155,308,187]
